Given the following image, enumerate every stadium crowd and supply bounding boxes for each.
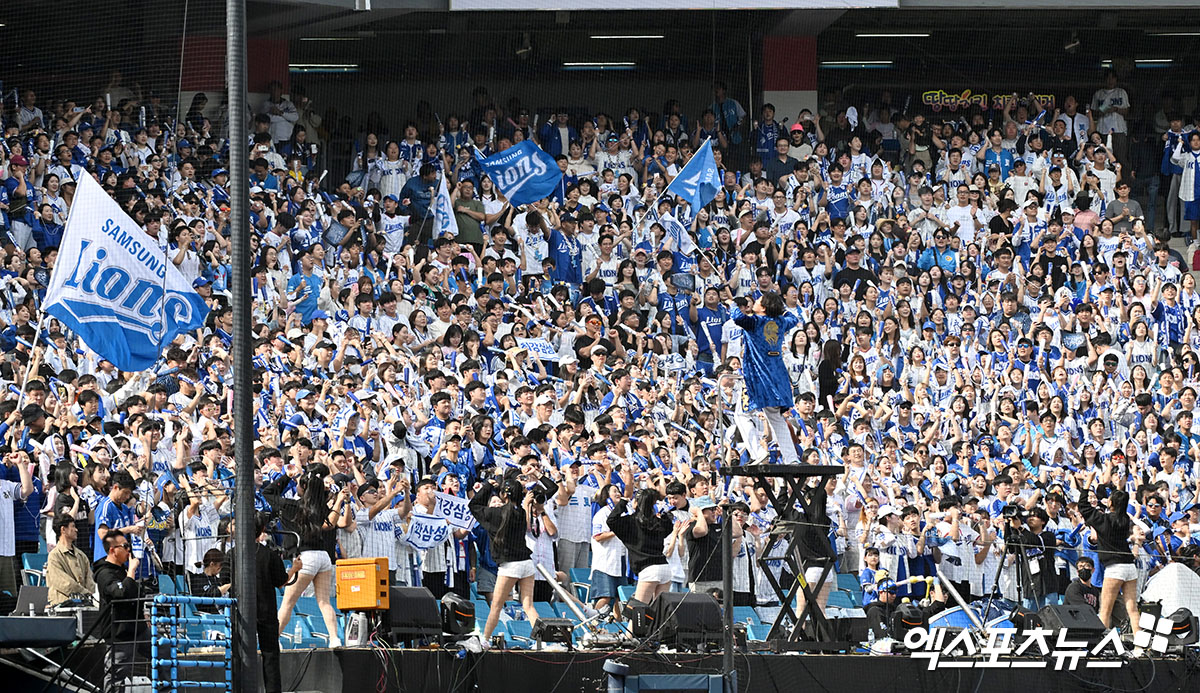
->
[0,70,1198,653]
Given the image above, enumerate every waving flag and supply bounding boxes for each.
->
[433,172,456,239]
[474,141,562,206]
[665,138,721,211]
[43,174,210,372]
[661,212,697,254]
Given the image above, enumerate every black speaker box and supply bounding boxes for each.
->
[1038,604,1106,643]
[651,592,723,645]
[831,616,869,644]
[389,586,441,640]
[627,601,654,638]
[441,592,476,635]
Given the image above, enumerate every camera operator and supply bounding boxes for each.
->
[1003,504,1058,609]
[254,512,303,693]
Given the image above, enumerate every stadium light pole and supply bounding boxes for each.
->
[226,0,259,690]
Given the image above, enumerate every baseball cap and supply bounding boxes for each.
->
[311,310,329,321]
[193,277,212,288]
[789,123,804,133]
[878,504,899,519]
[296,389,315,399]
[692,497,717,511]
[9,154,28,167]
[534,393,554,406]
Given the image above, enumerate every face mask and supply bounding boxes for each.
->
[1078,569,1093,583]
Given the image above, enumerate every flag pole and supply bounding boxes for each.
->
[16,314,48,407]
[225,0,259,691]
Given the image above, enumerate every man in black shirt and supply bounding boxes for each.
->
[1063,557,1100,613]
[94,529,147,693]
[255,512,302,693]
[686,498,734,593]
[832,244,878,299]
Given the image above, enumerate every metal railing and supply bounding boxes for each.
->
[150,594,235,692]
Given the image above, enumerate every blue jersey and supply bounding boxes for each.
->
[733,308,800,409]
[823,184,851,220]
[93,496,136,562]
[548,229,584,285]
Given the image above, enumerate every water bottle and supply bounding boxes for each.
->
[293,620,302,645]
[866,628,876,648]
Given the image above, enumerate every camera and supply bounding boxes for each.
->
[1001,504,1025,521]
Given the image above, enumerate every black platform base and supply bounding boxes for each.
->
[11,643,1198,692]
[273,648,1199,693]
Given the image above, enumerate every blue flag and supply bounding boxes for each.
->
[43,174,210,372]
[473,141,563,206]
[665,138,721,210]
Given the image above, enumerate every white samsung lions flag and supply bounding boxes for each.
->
[433,172,456,239]
[43,174,209,372]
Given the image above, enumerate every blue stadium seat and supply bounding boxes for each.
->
[157,574,178,595]
[505,620,534,648]
[21,553,47,586]
[747,623,772,641]
[533,602,558,620]
[617,584,635,603]
[828,591,859,609]
[569,569,591,602]
[732,606,761,626]
[836,573,861,592]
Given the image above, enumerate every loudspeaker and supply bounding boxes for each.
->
[891,602,928,644]
[1038,604,1106,643]
[532,618,574,646]
[627,601,653,638]
[441,592,476,636]
[650,592,722,647]
[388,586,440,642]
[831,617,869,644]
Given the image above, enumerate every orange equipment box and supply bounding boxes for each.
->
[336,557,390,610]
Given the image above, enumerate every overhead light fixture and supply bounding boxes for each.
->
[855,32,929,38]
[1135,58,1173,68]
[590,34,664,40]
[299,37,361,41]
[288,63,360,73]
[1147,30,1200,36]
[562,61,636,71]
[819,60,893,69]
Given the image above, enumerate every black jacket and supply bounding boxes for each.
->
[1079,492,1134,567]
[94,558,144,641]
[607,499,672,574]
[469,480,531,566]
[256,542,289,623]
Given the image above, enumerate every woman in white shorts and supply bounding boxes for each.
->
[264,463,355,647]
[469,475,539,643]
[607,489,676,604]
[1079,489,1140,637]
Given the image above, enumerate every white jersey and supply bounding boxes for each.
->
[379,213,410,254]
[356,507,402,567]
[181,501,220,575]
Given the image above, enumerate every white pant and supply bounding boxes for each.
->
[764,407,799,464]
